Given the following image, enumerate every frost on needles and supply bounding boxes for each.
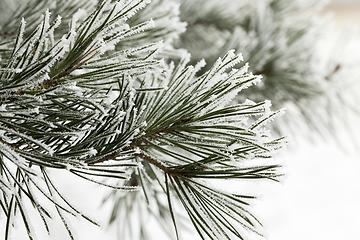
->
[0,1,287,240]
[176,0,359,142]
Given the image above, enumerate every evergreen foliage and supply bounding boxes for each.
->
[0,0,289,239]
[176,0,357,139]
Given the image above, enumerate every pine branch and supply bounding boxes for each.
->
[0,1,287,240]
[102,51,287,239]
[176,0,358,141]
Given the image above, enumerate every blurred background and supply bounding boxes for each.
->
[253,1,360,239]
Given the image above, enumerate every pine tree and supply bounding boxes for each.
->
[0,0,287,239]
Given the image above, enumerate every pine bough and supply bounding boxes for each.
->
[0,0,287,239]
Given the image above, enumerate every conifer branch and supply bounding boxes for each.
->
[0,1,290,240]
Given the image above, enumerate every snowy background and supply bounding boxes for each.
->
[1,1,360,240]
[253,1,360,239]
